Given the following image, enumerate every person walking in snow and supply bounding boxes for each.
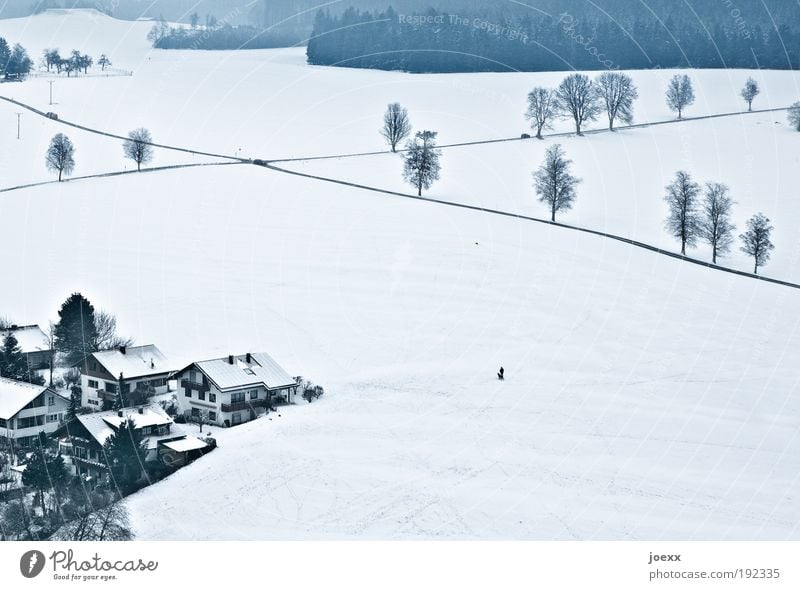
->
[497,366,505,380]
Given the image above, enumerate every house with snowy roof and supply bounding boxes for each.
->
[1,324,52,371]
[175,352,298,427]
[54,403,209,480]
[0,377,69,448]
[73,345,175,410]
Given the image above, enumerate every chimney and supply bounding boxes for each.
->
[246,352,251,364]
[228,355,234,365]
[138,407,144,414]
[117,410,123,417]
[119,345,126,355]
[150,358,154,369]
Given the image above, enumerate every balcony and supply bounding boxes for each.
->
[221,398,269,413]
[181,379,210,393]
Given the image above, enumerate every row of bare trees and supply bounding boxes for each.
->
[44,128,154,181]
[525,74,772,137]
[41,48,111,77]
[663,171,775,273]
[526,72,639,137]
[532,145,775,274]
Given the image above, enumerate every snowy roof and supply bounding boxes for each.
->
[160,436,208,453]
[76,404,173,446]
[1,325,50,354]
[188,352,296,391]
[89,345,174,379]
[0,377,52,419]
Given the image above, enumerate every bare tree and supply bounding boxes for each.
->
[123,128,154,171]
[0,499,35,540]
[666,74,695,119]
[788,102,800,132]
[45,133,76,181]
[595,72,638,130]
[740,77,760,111]
[699,183,735,264]
[555,73,601,135]
[525,87,557,139]
[402,130,442,196]
[92,311,134,351]
[381,103,412,152]
[664,171,701,255]
[533,144,581,222]
[0,459,15,503]
[740,213,775,274]
[53,497,133,541]
[189,409,211,433]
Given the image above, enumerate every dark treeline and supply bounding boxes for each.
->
[150,23,297,50]
[307,2,800,72]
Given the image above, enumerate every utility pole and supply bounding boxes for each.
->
[15,112,21,140]
[48,80,54,105]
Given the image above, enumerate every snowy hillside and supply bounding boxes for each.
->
[1,10,799,540]
[0,9,156,68]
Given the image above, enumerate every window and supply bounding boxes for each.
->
[140,426,151,435]
[191,408,200,418]
[189,370,198,384]
[231,412,242,425]
[198,391,206,401]
[90,361,97,371]
[88,399,99,406]
[48,396,56,406]
[209,411,217,422]
[105,382,118,394]
[88,379,98,388]
[121,383,131,394]
[185,388,192,398]
[74,446,87,459]
[47,414,60,423]
[17,416,43,429]
[244,368,255,376]
[209,393,216,403]
[230,392,245,404]
[249,389,259,400]
[150,378,166,388]
[0,418,6,428]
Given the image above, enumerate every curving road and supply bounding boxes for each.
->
[266,106,792,164]
[262,160,800,291]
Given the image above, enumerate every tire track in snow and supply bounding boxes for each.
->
[0,161,245,194]
[0,95,247,162]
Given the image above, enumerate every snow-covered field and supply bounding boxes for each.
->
[1,10,800,540]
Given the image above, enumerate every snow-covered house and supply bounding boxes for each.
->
[73,345,175,409]
[1,324,52,371]
[55,403,209,479]
[175,353,298,427]
[0,377,69,448]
